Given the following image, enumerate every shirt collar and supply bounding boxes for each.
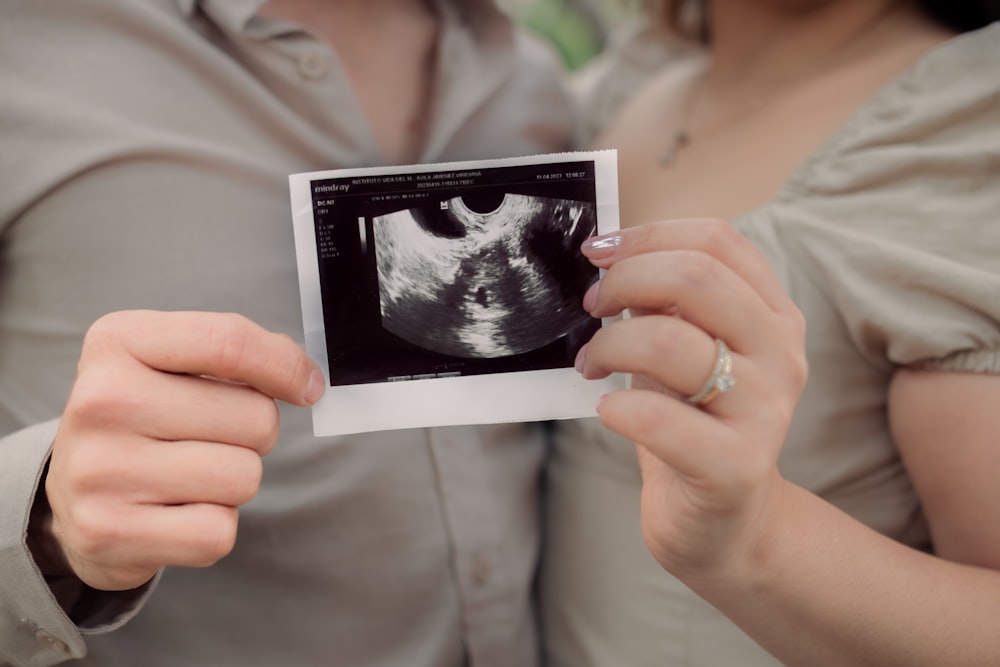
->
[172,0,517,163]
[174,0,508,38]
[177,0,266,34]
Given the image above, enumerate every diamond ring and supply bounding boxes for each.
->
[685,338,736,407]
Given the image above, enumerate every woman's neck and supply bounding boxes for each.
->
[706,0,919,86]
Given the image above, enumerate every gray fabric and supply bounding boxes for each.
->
[0,1,572,666]
[543,22,1000,667]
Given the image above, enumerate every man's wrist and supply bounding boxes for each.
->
[26,461,75,579]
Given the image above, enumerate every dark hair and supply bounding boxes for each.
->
[654,0,1000,40]
[916,0,1000,32]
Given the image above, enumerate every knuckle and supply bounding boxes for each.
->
[78,323,118,369]
[768,401,798,437]
[788,353,810,393]
[198,508,239,565]
[788,312,809,391]
[80,311,147,362]
[59,446,113,497]
[672,251,718,290]
[68,502,122,560]
[787,307,808,341]
[699,218,740,249]
[206,313,256,378]
[64,369,140,427]
[83,311,127,346]
[222,450,264,506]
[241,390,282,454]
[777,322,809,396]
[753,381,799,440]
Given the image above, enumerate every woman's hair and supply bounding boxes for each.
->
[650,0,1000,40]
[917,0,1000,32]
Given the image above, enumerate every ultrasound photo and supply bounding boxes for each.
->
[289,150,623,436]
[373,193,597,359]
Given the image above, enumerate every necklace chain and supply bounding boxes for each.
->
[659,75,766,167]
[659,130,691,167]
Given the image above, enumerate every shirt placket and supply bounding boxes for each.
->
[426,426,521,667]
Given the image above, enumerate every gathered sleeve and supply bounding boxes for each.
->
[753,24,1000,375]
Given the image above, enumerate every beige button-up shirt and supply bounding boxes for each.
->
[0,1,573,665]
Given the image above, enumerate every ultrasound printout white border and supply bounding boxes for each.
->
[290,150,624,436]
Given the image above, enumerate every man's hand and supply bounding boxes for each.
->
[42,311,324,591]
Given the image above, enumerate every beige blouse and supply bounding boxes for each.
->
[543,22,1000,667]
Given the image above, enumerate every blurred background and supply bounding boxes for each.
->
[500,0,675,145]
[500,0,644,71]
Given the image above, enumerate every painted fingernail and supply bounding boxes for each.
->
[305,366,326,404]
[581,233,622,258]
[583,280,600,313]
[574,344,588,373]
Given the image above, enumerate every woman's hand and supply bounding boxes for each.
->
[575,219,808,582]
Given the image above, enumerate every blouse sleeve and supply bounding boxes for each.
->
[760,24,1000,375]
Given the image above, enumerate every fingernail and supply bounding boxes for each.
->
[574,344,588,373]
[305,366,326,404]
[582,233,622,258]
[596,394,607,413]
[583,280,600,313]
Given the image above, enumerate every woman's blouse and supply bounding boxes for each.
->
[543,22,1000,667]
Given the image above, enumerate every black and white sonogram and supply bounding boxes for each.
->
[373,193,596,359]
[290,150,622,436]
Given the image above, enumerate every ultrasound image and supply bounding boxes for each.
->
[373,192,597,358]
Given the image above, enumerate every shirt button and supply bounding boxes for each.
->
[472,554,492,586]
[35,630,69,653]
[297,50,329,80]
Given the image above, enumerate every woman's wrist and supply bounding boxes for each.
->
[675,469,793,596]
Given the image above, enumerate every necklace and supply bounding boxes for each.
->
[659,71,705,168]
[659,70,772,168]
[659,130,690,168]
[659,74,766,168]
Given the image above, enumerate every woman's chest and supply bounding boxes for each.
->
[609,74,883,228]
